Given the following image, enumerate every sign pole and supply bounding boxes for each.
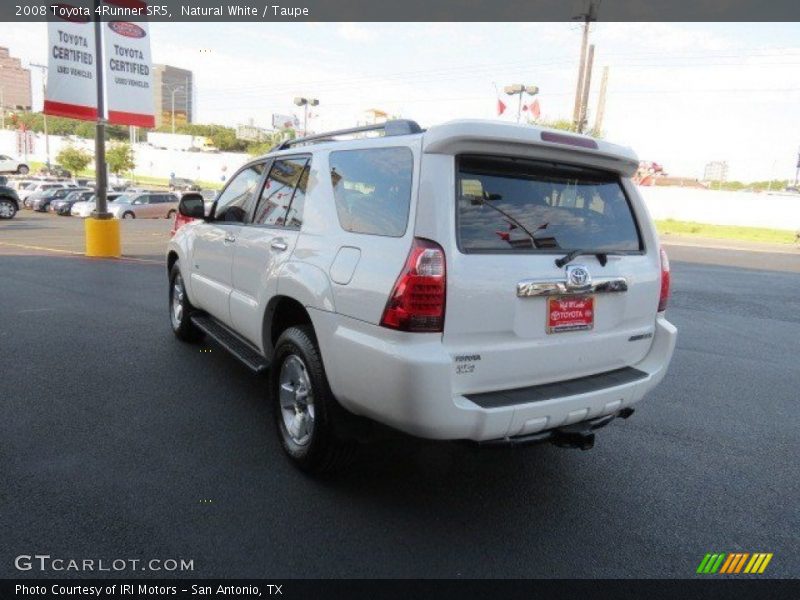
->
[84,1,120,258]
[92,1,109,220]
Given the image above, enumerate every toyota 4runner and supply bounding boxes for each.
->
[166,119,677,472]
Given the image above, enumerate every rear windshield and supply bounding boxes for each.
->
[457,155,642,253]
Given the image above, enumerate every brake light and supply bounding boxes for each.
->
[658,247,670,312]
[380,238,446,332]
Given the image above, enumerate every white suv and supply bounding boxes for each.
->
[167,119,677,472]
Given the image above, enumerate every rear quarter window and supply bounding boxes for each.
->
[457,155,642,253]
[329,147,413,237]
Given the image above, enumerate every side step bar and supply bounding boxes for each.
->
[190,313,270,374]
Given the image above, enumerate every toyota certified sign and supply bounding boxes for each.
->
[108,21,147,38]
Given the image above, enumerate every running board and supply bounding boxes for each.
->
[190,314,269,374]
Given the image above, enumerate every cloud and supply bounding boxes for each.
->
[337,23,378,43]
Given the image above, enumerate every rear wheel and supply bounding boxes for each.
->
[169,263,203,342]
[166,209,176,219]
[0,198,17,219]
[16,165,29,175]
[272,326,355,473]
[122,211,135,219]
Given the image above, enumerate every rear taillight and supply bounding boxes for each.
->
[380,238,446,332]
[658,247,670,312]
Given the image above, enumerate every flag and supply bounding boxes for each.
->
[531,99,541,119]
[497,99,507,116]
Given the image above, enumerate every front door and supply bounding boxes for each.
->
[189,162,267,326]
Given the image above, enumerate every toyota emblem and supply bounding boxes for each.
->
[565,264,591,289]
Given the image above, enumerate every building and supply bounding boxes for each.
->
[0,47,32,112]
[703,161,729,183]
[236,118,270,143]
[152,64,193,128]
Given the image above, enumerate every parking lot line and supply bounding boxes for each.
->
[0,241,162,265]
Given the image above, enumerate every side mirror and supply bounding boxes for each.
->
[179,193,205,219]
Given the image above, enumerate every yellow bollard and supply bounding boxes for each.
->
[85,217,121,258]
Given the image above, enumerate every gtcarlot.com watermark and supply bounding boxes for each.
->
[15,554,194,573]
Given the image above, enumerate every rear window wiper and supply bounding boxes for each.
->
[554,249,616,268]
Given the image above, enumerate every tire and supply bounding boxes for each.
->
[166,209,176,219]
[271,326,356,474]
[0,198,17,219]
[122,211,135,219]
[16,165,29,175]
[169,263,203,343]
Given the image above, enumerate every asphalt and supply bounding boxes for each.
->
[1,212,799,579]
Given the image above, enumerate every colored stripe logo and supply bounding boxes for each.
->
[696,552,773,574]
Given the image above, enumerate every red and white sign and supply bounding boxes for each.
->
[45,0,154,127]
[45,1,98,121]
[547,296,594,334]
[103,0,155,127]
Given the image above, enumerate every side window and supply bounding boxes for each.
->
[214,162,266,222]
[329,147,413,237]
[253,157,309,227]
[285,161,309,229]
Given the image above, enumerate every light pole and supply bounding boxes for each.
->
[503,84,539,124]
[30,63,51,169]
[293,96,319,136]
[168,85,184,134]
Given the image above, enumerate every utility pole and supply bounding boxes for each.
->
[92,0,109,220]
[572,0,598,131]
[594,65,609,135]
[578,44,595,134]
[30,63,51,169]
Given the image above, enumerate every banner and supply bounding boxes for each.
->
[44,0,98,122]
[103,0,155,127]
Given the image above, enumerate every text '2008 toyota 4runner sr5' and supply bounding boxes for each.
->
[167,119,677,473]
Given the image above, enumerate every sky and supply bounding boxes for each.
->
[3,21,800,181]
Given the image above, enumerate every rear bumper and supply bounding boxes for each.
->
[311,309,677,442]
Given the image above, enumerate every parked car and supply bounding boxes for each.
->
[109,191,179,219]
[52,190,95,215]
[70,192,124,217]
[0,154,30,175]
[170,189,217,235]
[32,187,89,212]
[18,181,75,203]
[169,176,199,191]
[0,185,20,219]
[166,119,677,474]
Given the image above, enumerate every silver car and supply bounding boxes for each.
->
[109,192,180,219]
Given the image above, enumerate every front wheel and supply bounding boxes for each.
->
[169,263,203,342]
[0,198,17,219]
[166,209,176,219]
[272,326,355,474]
[16,165,29,175]
[122,211,135,219]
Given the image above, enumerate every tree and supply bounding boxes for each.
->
[56,145,93,175]
[106,143,135,175]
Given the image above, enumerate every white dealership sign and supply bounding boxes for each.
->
[45,0,154,127]
[45,1,98,121]
[103,1,155,127]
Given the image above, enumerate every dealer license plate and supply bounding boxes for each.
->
[546,296,594,334]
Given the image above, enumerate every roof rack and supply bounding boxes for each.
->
[274,119,423,151]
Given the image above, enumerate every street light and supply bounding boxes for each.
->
[293,96,319,136]
[30,63,51,169]
[167,85,184,134]
[504,84,539,124]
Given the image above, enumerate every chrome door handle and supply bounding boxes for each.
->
[224,233,236,243]
[271,240,288,251]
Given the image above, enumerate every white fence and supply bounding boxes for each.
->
[637,186,800,232]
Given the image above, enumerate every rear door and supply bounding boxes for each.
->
[189,161,267,326]
[441,154,660,395]
[230,155,310,347]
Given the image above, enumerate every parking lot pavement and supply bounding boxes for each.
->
[0,211,171,262]
[1,215,799,578]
